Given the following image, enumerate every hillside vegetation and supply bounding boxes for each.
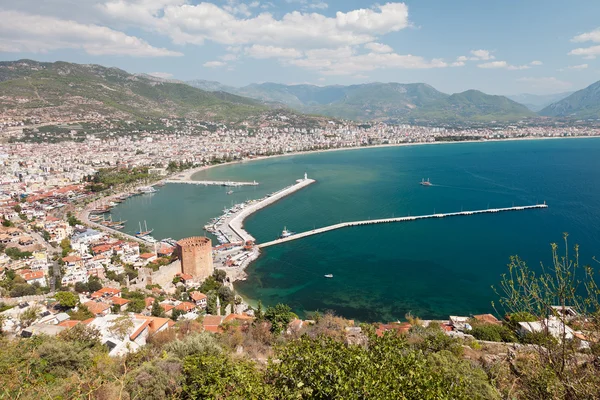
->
[0,60,267,121]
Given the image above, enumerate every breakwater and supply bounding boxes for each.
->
[164,179,258,187]
[229,178,316,243]
[258,204,548,248]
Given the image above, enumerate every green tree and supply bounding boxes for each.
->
[183,354,273,399]
[59,238,72,257]
[213,269,227,283]
[55,291,79,309]
[264,304,294,335]
[151,299,165,317]
[69,305,94,321]
[108,315,134,340]
[127,298,145,313]
[19,306,40,327]
[87,275,102,292]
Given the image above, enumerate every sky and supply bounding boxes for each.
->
[0,0,599,95]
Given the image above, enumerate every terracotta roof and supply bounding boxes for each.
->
[140,253,156,259]
[22,271,44,281]
[134,315,175,335]
[473,314,501,325]
[84,301,111,315]
[58,320,81,328]
[91,287,121,298]
[129,319,151,341]
[109,296,129,306]
[223,313,254,324]
[175,301,196,312]
[189,291,207,302]
[161,303,175,312]
[92,244,112,254]
[203,315,223,333]
[177,273,193,281]
[375,322,411,337]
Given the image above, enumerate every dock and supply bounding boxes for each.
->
[258,204,548,248]
[229,178,316,243]
[163,179,259,187]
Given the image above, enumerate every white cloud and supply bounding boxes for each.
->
[364,42,393,53]
[100,1,410,49]
[451,61,465,67]
[203,61,226,67]
[507,64,531,70]
[569,28,600,59]
[478,60,536,70]
[245,45,303,59]
[517,77,573,92]
[568,64,588,70]
[572,28,600,43]
[569,45,600,59]
[457,55,468,62]
[478,61,507,69]
[470,49,494,60]
[0,9,181,57]
[530,60,543,65]
[147,72,173,78]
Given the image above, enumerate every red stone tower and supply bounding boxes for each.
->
[176,236,214,280]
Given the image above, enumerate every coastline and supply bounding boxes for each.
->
[179,135,600,183]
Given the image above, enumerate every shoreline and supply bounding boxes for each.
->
[179,135,600,182]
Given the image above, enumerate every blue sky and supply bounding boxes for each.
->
[1,0,599,95]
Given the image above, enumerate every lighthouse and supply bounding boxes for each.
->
[304,172,307,180]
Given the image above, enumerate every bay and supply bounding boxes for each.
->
[109,138,600,321]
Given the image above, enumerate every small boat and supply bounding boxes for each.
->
[420,178,432,186]
[324,274,333,278]
[227,190,234,195]
[138,186,157,194]
[280,227,295,239]
[136,220,154,237]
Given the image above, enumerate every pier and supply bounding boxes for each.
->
[229,178,316,243]
[258,204,548,248]
[163,179,259,187]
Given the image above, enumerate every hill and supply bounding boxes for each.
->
[188,80,534,122]
[402,90,535,122]
[0,60,268,122]
[539,80,600,119]
[507,92,573,112]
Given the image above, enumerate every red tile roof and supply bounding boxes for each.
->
[175,302,196,312]
[84,301,111,315]
[189,291,207,302]
[203,315,223,333]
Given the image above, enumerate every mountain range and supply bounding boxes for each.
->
[1,59,598,125]
[506,92,574,112]
[188,80,538,122]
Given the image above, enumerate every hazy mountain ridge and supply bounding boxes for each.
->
[189,80,536,122]
[507,92,574,112]
[539,81,600,118]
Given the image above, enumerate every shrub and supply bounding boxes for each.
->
[470,324,517,343]
[164,332,222,359]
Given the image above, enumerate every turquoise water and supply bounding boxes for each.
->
[110,139,600,321]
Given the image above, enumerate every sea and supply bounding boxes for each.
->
[108,138,600,322]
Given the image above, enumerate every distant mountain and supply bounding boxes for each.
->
[539,80,600,119]
[410,90,535,122]
[187,80,534,122]
[0,60,267,122]
[187,79,238,94]
[507,92,573,112]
